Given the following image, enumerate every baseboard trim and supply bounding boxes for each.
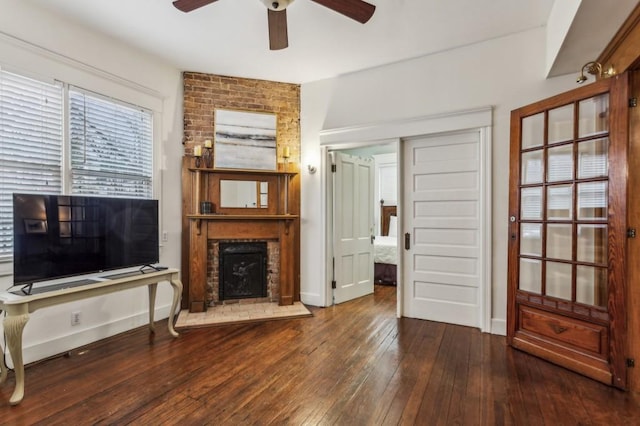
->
[11,304,172,368]
[491,318,507,336]
[300,292,325,307]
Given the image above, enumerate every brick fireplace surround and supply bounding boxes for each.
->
[207,239,280,306]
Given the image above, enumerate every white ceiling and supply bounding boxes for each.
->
[24,0,634,84]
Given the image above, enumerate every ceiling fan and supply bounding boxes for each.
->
[172,0,376,50]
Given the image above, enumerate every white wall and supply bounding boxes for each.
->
[545,0,582,76]
[0,0,183,364]
[300,26,579,333]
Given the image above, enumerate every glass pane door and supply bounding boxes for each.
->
[518,94,609,307]
[508,74,628,389]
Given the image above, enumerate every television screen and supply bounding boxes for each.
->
[13,193,159,285]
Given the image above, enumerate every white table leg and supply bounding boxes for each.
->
[148,283,157,334]
[4,313,29,405]
[0,310,6,384]
[0,350,6,384]
[168,278,183,338]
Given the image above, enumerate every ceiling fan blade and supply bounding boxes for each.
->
[173,0,219,13]
[310,0,375,24]
[268,9,289,50]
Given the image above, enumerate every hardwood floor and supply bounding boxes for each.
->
[2,285,639,425]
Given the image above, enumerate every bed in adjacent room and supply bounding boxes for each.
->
[374,201,397,286]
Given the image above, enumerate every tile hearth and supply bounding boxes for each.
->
[175,301,312,329]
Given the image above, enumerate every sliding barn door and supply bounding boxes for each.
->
[403,130,483,327]
[508,74,629,388]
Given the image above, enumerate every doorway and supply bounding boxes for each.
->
[326,143,399,306]
[320,108,493,329]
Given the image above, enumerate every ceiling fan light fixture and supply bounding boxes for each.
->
[261,0,295,11]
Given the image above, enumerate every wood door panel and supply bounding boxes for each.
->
[511,335,612,385]
[515,290,610,322]
[519,305,608,356]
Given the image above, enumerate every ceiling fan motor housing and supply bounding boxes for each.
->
[261,0,295,11]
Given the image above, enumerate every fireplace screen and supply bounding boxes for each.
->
[219,242,268,300]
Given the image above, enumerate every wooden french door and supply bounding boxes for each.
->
[508,74,629,389]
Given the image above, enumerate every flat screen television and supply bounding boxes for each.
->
[13,193,159,286]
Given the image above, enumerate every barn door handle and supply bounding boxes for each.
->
[405,233,411,250]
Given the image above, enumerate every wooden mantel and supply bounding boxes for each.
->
[187,214,298,236]
[181,157,301,313]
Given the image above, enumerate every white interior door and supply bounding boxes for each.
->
[403,131,482,327]
[333,152,375,304]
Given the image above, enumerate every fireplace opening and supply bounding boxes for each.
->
[219,242,268,300]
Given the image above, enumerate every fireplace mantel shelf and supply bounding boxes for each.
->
[188,214,299,236]
[187,214,299,220]
[188,167,297,177]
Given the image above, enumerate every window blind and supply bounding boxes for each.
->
[0,70,63,260]
[69,87,153,198]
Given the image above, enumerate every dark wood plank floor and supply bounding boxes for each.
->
[2,285,639,425]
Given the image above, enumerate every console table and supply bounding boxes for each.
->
[0,268,182,405]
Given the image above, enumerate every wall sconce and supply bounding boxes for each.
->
[307,164,317,174]
[576,61,615,84]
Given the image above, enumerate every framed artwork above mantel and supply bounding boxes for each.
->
[214,108,277,171]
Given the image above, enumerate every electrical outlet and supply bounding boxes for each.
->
[71,311,81,326]
[162,231,168,242]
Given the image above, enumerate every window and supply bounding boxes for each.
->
[0,71,63,260]
[69,88,153,197]
[0,70,154,262]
